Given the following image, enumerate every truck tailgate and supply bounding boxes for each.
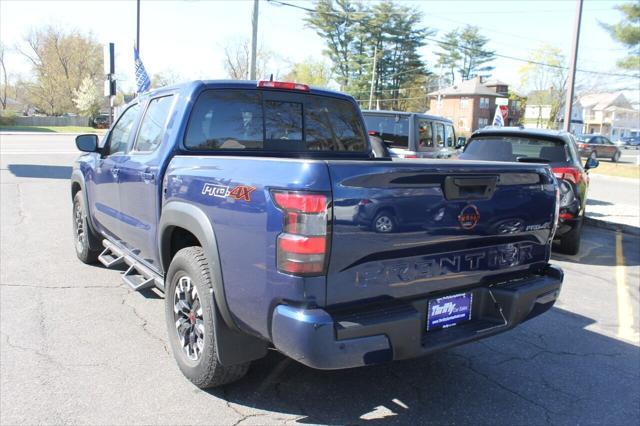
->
[326,160,557,306]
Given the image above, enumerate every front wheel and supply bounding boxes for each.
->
[373,211,396,233]
[165,246,250,388]
[72,192,101,263]
[612,151,620,162]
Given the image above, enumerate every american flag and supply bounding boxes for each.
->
[492,106,506,127]
[134,46,150,94]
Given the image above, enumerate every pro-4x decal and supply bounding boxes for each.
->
[202,183,255,202]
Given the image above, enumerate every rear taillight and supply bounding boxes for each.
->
[552,166,581,185]
[257,80,310,91]
[578,143,587,149]
[403,154,418,159]
[272,190,329,276]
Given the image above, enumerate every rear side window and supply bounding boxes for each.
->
[416,119,434,151]
[434,122,445,147]
[184,89,367,152]
[363,114,409,149]
[134,95,174,152]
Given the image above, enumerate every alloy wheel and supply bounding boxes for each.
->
[173,275,205,361]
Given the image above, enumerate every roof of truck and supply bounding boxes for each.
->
[361,109,453,123]
[138,80,355,102]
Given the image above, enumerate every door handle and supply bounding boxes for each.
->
[141,171,155,183]
[111,167,120,178]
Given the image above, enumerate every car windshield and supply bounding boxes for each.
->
[460,135,571,164]
[362,114,410,149]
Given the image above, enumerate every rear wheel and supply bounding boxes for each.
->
[558,217,582,255]
[612,151,620,162]
[72,192,101,263]
[165,246,250,388]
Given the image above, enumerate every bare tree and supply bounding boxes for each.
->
[222,39,279,80]
[0,43,8,110]
[17,26,102,115]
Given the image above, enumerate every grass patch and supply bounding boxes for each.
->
[590,161,640,179]
[0,125,104,134]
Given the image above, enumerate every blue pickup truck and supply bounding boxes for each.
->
[71,80,564,387]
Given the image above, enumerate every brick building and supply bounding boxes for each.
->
[427,77,522,137]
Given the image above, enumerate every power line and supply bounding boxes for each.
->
[267,0,639,80]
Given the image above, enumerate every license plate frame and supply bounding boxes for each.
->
[426,292,473,331]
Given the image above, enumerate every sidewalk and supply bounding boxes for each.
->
[585,174,640,235]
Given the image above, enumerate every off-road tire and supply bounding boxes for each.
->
[165,246,250,388]
[558,217,582,256]
[72,192,101,263]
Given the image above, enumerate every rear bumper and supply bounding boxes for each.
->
[271,265,563,370]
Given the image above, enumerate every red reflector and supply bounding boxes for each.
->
[368,130,376,135]
[273,191,327,213]
[257,80,310,91]
[559,213,574,220]
[552,167,580,184]
[278,260,324,274]
[404,155,417,158]
[278,234,326,254]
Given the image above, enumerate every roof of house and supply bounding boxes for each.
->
[484,79,509,87]
[579,92,631,110]
[428,77,505,97]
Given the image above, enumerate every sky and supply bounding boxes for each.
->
[1,0,638,102]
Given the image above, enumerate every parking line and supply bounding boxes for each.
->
[615,231,637,342]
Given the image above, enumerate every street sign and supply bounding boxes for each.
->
[103,43,115,75]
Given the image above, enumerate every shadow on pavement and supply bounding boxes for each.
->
[552,227,639,267]
[585,199,613,206]
[7,164,72,179]
[208,307,639,424]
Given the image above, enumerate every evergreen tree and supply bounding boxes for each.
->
[601,3,640,70]
[434,25,495,83]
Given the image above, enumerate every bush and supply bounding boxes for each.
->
[0,111,17,126]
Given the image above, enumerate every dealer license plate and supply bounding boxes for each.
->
[427,292,472,331]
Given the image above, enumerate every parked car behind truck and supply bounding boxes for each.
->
[362,110,458,159]
[71,80,563,388]
[460,127,598,255]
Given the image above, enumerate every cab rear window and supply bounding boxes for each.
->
[184,89,367,153]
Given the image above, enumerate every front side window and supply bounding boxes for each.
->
[108,104,140,156]
[134,96,174,153]
[445,124,455,147]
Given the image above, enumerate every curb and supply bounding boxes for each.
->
[584,216,640,237]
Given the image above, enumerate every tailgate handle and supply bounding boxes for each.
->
[443,176,498,200]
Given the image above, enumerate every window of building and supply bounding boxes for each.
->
[478,118,489,128]
[460,98,470,109]
[479,97,489,109]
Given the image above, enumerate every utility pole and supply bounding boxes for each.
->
[563,0,583,132]
[136,0,141,53]
[249,0,259,80]
[368,45,378,110]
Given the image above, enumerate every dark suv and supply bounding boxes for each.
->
[459,127,598,255]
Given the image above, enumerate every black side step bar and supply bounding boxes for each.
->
[98,240,164,292]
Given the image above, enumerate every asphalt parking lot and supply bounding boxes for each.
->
[1,133,639,425]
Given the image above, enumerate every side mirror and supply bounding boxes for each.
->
[75,134,99,152]
[585,157,599,170]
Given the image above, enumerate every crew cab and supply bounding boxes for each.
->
[71,80,563,388]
